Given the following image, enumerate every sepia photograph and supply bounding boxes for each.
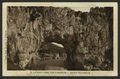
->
[2,2,118,76]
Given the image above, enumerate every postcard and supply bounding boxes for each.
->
[2,2,118,76]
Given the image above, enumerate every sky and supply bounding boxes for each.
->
[51,42,64,48]
[4,2,116,12]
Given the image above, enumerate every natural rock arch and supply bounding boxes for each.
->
[7,6,113,70]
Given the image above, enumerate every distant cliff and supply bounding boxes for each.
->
[7,6,113,70]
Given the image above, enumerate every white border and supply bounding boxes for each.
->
[2,2,118,76]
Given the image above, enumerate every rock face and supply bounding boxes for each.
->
[7,6,113,70]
